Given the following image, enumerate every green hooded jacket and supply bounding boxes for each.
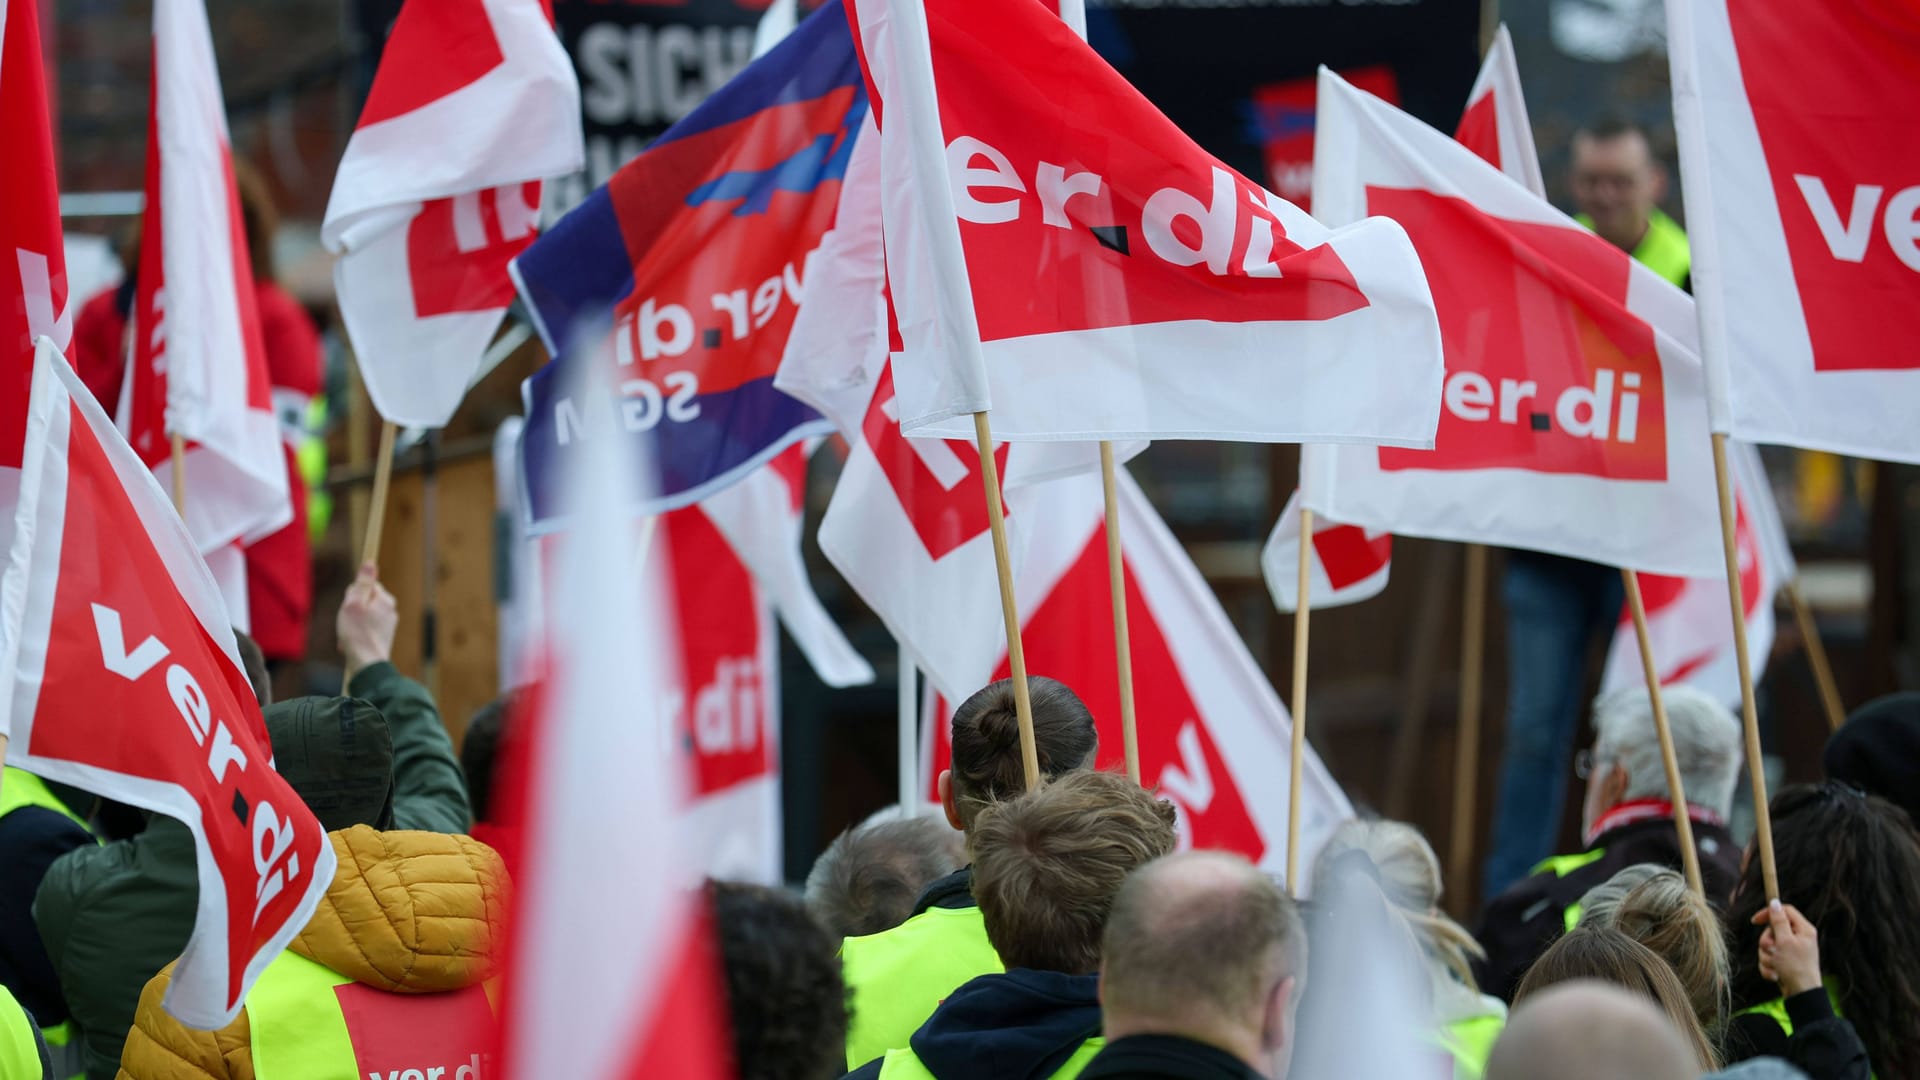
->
[31,662,470,1079]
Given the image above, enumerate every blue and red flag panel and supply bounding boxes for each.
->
[514,0,862,527]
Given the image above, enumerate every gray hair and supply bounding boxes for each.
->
[1591,685,1743,817]
[804,807,965,940]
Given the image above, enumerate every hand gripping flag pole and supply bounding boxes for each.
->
[1620,568,1707,898]
[1714,434,1778,900]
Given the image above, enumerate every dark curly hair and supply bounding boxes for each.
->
[710,881,849,1080]
[1728,783,1920,1077]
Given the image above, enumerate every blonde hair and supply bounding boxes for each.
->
[1579,867,1729,1039]
[1516,927,1720,1071]
[1312,820,1485,997]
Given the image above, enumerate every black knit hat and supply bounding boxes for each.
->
[1824,692,1920,828]
[261,696,395,832]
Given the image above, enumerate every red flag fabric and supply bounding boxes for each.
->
[2,0,71,517]
[1669,0,1920,462]
[845,0,1443,446]
[122,0,289,555]
[1,341,333,1029]
[323,0,581,428]
[500,359,731,1078]
[1455,24,1543,199]
[1305,70,1723,577]
[923,467,1353,890]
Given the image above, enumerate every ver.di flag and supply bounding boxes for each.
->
[2,0,71,557]
[1262,30,1543,613]
[122,0,290,555]
[846,0,1444,447]
[2,341,333,1029]
[322,0,582,429]
[924,467,1354,891]
[1668,0,1920,463]
[511,0,862,527]
[1304,70,1724,578]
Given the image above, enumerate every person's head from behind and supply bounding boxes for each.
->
[1581,685,1741,839]
[709,880,848,1080]
[941,676,1098,832]
[1101,852,1305,1077]
[462,692,523,825]
[263,696,395,831]
[1578,866,1728,1039]
[1487,980,1697,1080]
[1515,927,1717,1070]
[1728,782,1920,1078]
[1570,115,1667,253]
[1824,692,1920,825]
[968,769,1176,975]
[805,808,966,940]
[1311,820,1484,997]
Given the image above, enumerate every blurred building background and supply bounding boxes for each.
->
[45,0,1917,907]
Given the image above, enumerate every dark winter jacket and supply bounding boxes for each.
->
[1474,814,1742,1002]
[1080,1034,1265,1080]
[31,662,468,1079]
[1723,986,1871,1080]
[845,969,1103,1079]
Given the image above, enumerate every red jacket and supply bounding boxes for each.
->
[71,279,320,660]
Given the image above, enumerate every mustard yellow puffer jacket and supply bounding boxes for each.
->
[115,826,509,1080]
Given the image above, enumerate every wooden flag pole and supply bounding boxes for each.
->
[1713,433,1779,900]
[1783,579,1846,732]
[344,421,398,694]
[1100,443,1141,784]
[1286,507,1314,896]
[1621,567,1707,898]
[973,411,1039,790]
[1447,543,1488,908]
[898,654,919,810]
[169,432,187,517]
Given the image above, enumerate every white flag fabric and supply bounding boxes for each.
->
[923,467,1354,892]
[323,0,582,428]
[1668,0,1920,463]
[847,0,1444,447]
[4,341,332,1028]
[1304,70,1724,578]
[1455,24,1544,199]
[1600,441,1793,708]
[123,0,290,555]
[1261,489,1393,612]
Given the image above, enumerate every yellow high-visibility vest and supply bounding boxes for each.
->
[841,905,1004,1068]
[878,1038,1103,1080]
[0,985,46,1080]
[1434,1013,1505,1080]
[248,951,497,1080]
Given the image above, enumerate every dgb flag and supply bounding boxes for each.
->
[512,0,861,527]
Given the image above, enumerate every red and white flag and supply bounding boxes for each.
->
[1261,490,1393,612]
[2,341,333,1029]
[1600,441,1793,707]
[923,467,1354,891]
[323,0,580,429]
[1304,70,1724,577]
[1668,1,1920,463]
[1262,29,1545,612]
[846,0,1443,446]
[3,0,72,542]
[1455,24,1543,199]
[501,361,731,1078]
[122,0,290,555]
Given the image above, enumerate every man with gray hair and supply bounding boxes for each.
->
[1475,686,1744,1001]
[805,809,967,941]
[1085,852,1307,1079]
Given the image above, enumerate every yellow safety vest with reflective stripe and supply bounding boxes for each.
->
[1574,208,1691,289]
[878,1038,1103,1080]
[1529,848,1608,933]
[1,767,93,1079]
[842,905,1005,1068]
[1,985,46,1079]
[248,951,497,1080]
[1434,1014,1504,1080]
[1734,980,1874,1079]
